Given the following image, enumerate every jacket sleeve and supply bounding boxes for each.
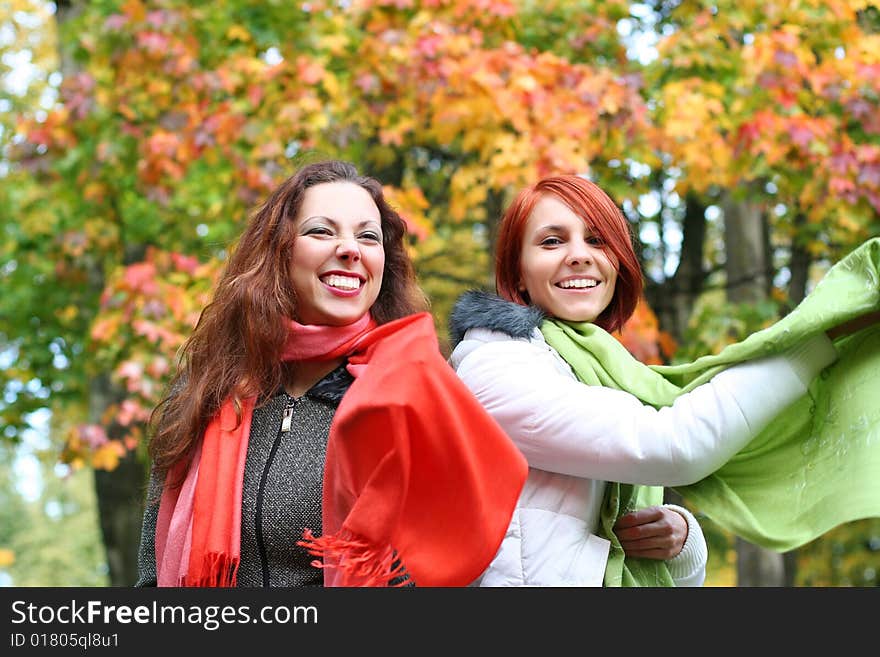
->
[451,332,837,487]
[664,503,707,587]
[134,464,163,587]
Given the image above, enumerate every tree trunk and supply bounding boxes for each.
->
[722,195,770,304]
[722,192,785,586]
[774,214,812,586]
[735,536,785,586]
[57,0,146,586]
[788,214,811,307]
[484,187,506,289]
[649,192,707,343]
[87,372,146,585]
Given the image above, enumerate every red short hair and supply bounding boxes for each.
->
[495,175,643,333]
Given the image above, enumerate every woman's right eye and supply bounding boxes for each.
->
[306,226,333,236]
[540,236,562,246]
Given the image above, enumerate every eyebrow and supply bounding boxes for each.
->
[300,215,382,229]
[533,223,568,234]
[533,222,596,235]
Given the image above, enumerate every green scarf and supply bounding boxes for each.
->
[541,237,880,587]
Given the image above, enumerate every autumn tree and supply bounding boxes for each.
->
[3,0,878,586]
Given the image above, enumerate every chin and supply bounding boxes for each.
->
[557,309,601,323]
[326,314,364,326]
[332,307,372,325]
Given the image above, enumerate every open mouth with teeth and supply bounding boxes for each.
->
[556,278,599,289]
[321,273,364,290]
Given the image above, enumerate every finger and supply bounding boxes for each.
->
[620,536,682,557]
[613,506,664,529]
[619,534,679,551]
[615,520,671,541]
[617,507,682,537]
[622,547,678,560]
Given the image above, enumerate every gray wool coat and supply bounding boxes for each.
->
[135,365,353,587]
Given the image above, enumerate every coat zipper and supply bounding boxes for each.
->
[255,394,296,587]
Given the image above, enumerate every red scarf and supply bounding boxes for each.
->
[155,312,527,587]
[279,312,375,364]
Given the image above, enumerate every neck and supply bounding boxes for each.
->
[284,358,345,398]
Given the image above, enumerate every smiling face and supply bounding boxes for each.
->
[289,181,385,326]
[518,193,618,323]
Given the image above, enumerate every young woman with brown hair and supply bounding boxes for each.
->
[136,159,527,587]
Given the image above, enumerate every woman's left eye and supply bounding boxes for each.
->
[587,236,605,247]
[359,231,381,242]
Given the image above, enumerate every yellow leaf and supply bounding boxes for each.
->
[0,549,15,567]
[226,25,251,42]
[83,182,105,202]
[601,93,620,115]
[91,442,124,471]
[147,78,171,96]
[383,185,432,240]
[121,0,146,22]
[857,34,880,65]
[319,34,348,55]
[57,305,78,322]
[323,72,340,99]
[847,0,874,11]
[512,73,537,92]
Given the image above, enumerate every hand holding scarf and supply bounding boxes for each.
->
[542,237,880,586]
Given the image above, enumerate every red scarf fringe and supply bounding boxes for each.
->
[297,528,410,587]
[179,552,240,587]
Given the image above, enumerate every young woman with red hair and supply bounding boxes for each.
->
[449,174,879,587]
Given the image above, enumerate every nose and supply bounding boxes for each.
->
[565,242,593,267]
[336,237,361,262]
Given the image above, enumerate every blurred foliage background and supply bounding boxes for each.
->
[1,0,879,587]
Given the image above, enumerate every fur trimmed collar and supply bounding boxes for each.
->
[448,290,545,348]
